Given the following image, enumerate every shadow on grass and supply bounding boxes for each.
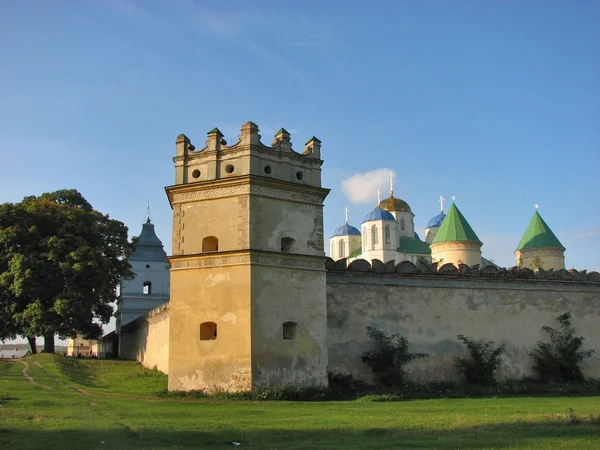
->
[53,355,98,388]
[0,420,599,449]
[164,380,600,403]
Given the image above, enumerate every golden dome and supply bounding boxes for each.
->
[379,195,412,213]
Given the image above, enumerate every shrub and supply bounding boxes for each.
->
[327,372,369,396]
[531,312,595,382]
[361,327,428,387]
[454,335,505,385]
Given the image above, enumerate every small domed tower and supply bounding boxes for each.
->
[361,206,398,263]
[430,203,482,267]
[425,196,447,244]
[116,217,170,331]
[378,171,414,238]
[329,207,361,260]
[515,209,565,270]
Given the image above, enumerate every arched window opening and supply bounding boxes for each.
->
[281,237,296,253]
[200,322,217,341]
[283,321,297,340]
[202,236,219,252]
[371,225,378,249]
[330,241,335,259]
[339,240,346,258]
[401,218,405,231]
[385,226,391,244]
[142,281,152,295]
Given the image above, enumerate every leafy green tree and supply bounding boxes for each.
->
[361,327,428,387]
[531,312,595,382]
[0,201,38,352]
[454,335,505,385]
[0,189,134,352]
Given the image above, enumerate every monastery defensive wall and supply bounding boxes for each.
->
[97,121,600,392]
[118,258,600,387]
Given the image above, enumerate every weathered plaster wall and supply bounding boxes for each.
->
[327,271,600,383]
[97,332,116,359]
[251,260,328,388]
[167,260,252,392]
[119,303,170,373]
[178,195,246,254]
[249,191,325,256]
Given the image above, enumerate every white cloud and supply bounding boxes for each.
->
[341,168,395,205]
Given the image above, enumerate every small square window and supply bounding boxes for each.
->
[283,321,297,340]
[200,322,217,341]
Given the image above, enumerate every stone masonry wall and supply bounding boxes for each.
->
[119,302,170,373]
[326,259,600,383]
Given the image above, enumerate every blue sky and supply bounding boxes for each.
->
[1,0,599,279]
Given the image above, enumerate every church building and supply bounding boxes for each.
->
[330,191,566,270]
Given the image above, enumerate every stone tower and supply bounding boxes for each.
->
[116,218,170,331]
[515,210,565,270]
[165,122,330,392]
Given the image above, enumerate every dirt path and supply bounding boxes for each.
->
[29,359,94,394]
[32,359,64,384]
[19,360,53,390]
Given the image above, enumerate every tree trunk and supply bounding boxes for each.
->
[43,332,55,353]
[27,336,37,354]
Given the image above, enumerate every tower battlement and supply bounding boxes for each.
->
[174,122,323,188]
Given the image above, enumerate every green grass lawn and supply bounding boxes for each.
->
[1,355,599,449]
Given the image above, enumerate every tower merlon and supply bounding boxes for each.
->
[272,128,292,152]
[238,121,261,146]
[175,134,194,157]
[303,136,321,159]
[206,127,227,152]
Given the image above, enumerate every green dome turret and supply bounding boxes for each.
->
[431,203,481,244]
[516,211,564,251]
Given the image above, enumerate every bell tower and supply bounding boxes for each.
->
[165,122,329,392]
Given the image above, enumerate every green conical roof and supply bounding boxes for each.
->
[516,211,564,251]
[431,203,481,244]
